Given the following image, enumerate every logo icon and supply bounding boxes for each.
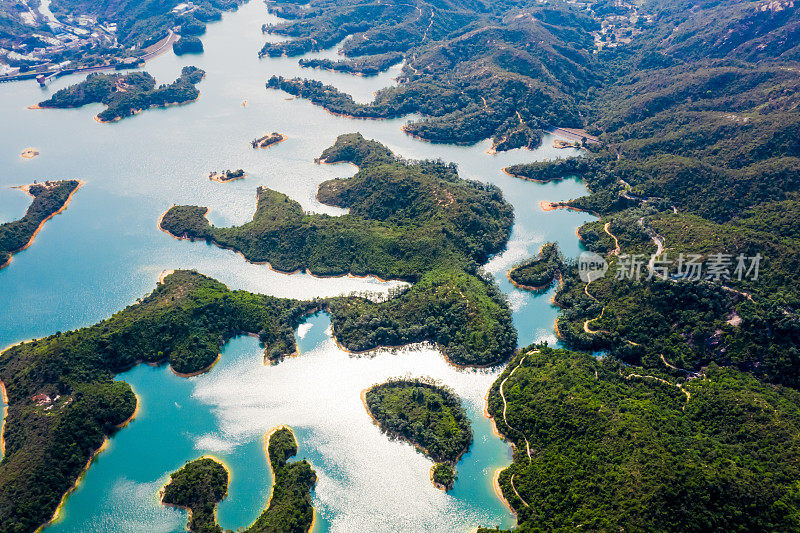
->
[578,252,608,283]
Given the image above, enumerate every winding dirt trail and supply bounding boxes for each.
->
[499,354,533,463]
[622,371,691,409]
[497,351,536,510]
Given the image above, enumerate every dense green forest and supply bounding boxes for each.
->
[507,243,564,291]
[485,346,800,531]
[365,378,472,486]
[247,427,316,533]
[161,428,316,533]
[328,268,515,366]
[0,264,509,531]
[161,133,516,365]
[174,35,204,55]
[0,180,81,269]
[37,66,205,122]
[161,133,513,279]
[495,0,800,389]
[430,462,455,491]
[162,458,228,533]
[298,52,403,76]
[0,271,315,533]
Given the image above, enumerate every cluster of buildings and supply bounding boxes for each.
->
[0,0,120,78]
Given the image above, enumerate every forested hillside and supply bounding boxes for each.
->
[485,347,800,531]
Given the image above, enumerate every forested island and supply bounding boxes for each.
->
[161,428,316,533]
[364,379,472,490]
[35,66,205,122]
[507,243,564,291]
[1,180,82,269]
[173,36,204,55]
[161,458,229,533]
[161,133,517,366]
[249,427,316,532]
[484,346,800,531]
[298,52,403,76]
[251,132,286,149]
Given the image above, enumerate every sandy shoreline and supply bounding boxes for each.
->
[493,467,516,516]
[2,180,85,271]
[209,172,247,183]
[253,133,287,149]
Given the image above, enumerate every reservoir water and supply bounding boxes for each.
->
[0,1,593,531]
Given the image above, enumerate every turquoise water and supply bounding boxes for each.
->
[0,0,594,530]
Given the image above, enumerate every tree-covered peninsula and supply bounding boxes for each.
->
[161,428,316,533]
[364,378,472,489]
[36,66,205,122]
[0,271,316,533]
[162,458,229,533]
[161,133,517,366]
[161,133,512,280]
[1,180,82,269]
[485,346,800,531]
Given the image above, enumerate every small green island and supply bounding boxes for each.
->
[161,427,316,533]
[173,36,205,55]
[209,169,246,183]
[508,242,565,291]
[364,378,472,490]
[1,180,82,269]
[251,132,287,149]
[298,52,403,76]
[34,67,205,123]
[161,457,229,533]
